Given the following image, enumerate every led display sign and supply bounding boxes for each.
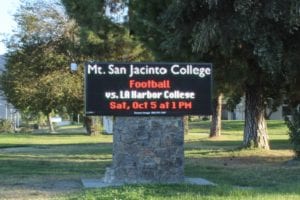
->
[85,62,212,116]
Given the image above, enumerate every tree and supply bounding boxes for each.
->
[281,2,300,158]
[0,0,83,132]
[61,0,153,135]
[62,0,151,62]
[132,0,299,149]
[129,0,175,60]
[130,0,300,149]
[130,0,241,138]
[286,109,300,159]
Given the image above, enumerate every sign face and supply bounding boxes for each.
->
[85,62,212,116]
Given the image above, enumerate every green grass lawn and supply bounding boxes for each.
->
[0,121,299,200]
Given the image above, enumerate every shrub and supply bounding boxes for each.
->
[33,124,40,129]
[0,119,13,133]
[285,109,300,159]
[18,125,33,134]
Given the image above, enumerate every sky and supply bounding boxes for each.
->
[0,0,127,55]
[0,0,20,55]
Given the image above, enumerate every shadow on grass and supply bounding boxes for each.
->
[189,120,245,132]
[185,137,292,151]
[31,132,89,136]
[270,139,292,150]
[189,120,288,133]
[0,142,113,153]
[185,154,299,188]
[29,124,93,135]
[185,140,242,150]
[0,157,110,176]
[0,143,113,179]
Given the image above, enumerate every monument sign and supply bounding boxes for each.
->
[84,62,212,184]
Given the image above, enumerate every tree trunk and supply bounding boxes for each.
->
[84,116,92,135]
[243,86,270,149]
[47,113,55,133]
[210,93,223,137]
[84,116,101,136]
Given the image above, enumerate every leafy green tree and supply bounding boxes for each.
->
[61,0,153,135]
[281,1,300,157]
[0,0,83,132]
[130,0,196,136]
[62,0,151,62]
[129,0,175,60]
[286,110,300,159]
[284,31,300,108]
[130,0,240,138]
[130,0,300,149]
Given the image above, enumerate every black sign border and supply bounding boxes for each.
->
[84,62,213,116]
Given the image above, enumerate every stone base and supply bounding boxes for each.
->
[81,177,216,188]
[106,116,185,184]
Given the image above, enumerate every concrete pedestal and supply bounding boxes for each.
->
[103,116,184,184]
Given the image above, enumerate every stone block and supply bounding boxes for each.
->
[105,116,184,184]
